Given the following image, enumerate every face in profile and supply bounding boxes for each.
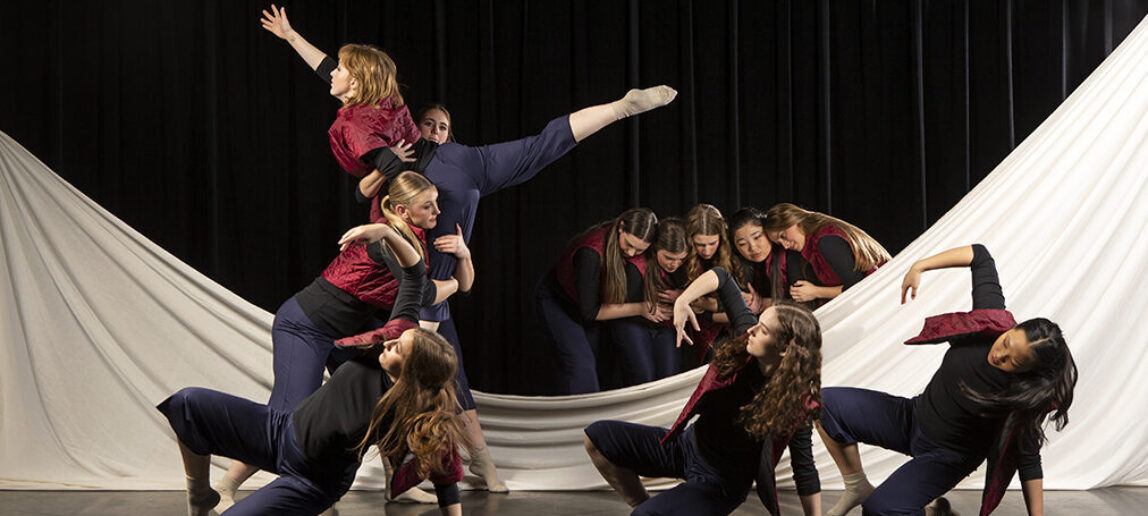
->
[379,329,414,377]
[330,60,356,100]
[398,188,441,229]
[745,307,782,359]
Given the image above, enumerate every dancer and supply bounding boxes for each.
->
[727,207,773,310]
[158,223,466,516]
[816,244,1077,516]
[762,203,890,307]
[416,104,454,144]
[607,217,689,386]
[536,208,666,394]
[214,172,471,508]
[260,4,422,223]
[262,5,678,489]
[681,204,741,362]
[585,265,822,515]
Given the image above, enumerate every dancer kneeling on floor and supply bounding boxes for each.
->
[158,225,467,516]
[817,244,1077,516]
[584,265,823,515]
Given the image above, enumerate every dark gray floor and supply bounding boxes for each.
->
[1,488,1143,515]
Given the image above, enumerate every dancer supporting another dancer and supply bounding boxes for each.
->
[214,172,470,507]
[817,244,1077,516]
[584,265,822,515]
[261,5,678,489]
[762,203,889,308]
[158,223,467,516]
[415,104,454,144]
[537,208,665,394]
[607,217,689,386]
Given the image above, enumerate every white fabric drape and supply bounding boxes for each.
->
[3,16,1148,493]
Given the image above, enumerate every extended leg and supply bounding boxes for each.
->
[569,86,678,142]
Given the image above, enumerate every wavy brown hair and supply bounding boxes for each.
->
[380,171,435,260]
[356,328,468,478]
[642,217,688,307]
[685,204,737,283]
[711,302,822,439]
[762,203,890,301]
[338,44,404,108]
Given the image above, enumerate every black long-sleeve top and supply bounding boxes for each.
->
[568,248,644,321]
[785,235,867,290]
[914,244,1042,480]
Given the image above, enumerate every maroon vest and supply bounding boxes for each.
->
[765,225,884,289]
[320,225,428,310]
[904,308,1022,516]
[554,227,644,303]
[327,99,422,178]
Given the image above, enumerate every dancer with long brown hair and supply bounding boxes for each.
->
[762,203,890,308]
[584,264,823,515]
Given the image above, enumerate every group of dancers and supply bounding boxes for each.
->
[155,4,1079,515]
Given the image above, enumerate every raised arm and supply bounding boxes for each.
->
[261,5,328,72]
[901,244,1004,309]
[673,267,755,346]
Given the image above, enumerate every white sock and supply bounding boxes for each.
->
[468,445,508,493]
[610,86,678,119]
[186,476,220,516]
[827,471,874,516]
[212,474,241,513]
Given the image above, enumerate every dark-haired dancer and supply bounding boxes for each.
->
[762,203,889,308]
[606,217,690,386]
[817,244,1076,516]
[584,265,822,515]
[159,224,466,516]
[537,208,667,394]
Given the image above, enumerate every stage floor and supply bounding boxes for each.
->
[1,487,1143,515]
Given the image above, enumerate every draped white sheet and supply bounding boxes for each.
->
[3,16,1148,494]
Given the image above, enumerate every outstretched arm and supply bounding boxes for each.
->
[261,5,328,71]
[338,223,420,267]
[901,245,976,304]
[901,244,1004,309]
[1021,478,1043,516]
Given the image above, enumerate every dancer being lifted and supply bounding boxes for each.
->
[260,3,678,492]
[817,244,1077,516]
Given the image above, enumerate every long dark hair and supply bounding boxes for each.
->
[728,207,766,292]
[711,301,823,439]
[642,217,688,307]
[961,318,1077,452]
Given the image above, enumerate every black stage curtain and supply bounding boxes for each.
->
[2,1,1145,394]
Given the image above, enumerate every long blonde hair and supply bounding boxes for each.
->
[338,44,404,108]
[762,203,890,272]
[711,302,822,439]
[356,328,467,478]
[685,204,737,283]
[380,171,434,260]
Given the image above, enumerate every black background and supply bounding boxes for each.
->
[2,1,1145,394]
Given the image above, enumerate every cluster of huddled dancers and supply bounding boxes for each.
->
[157,5,1079,516]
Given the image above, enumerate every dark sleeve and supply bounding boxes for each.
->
[624,262,645,303]
[787,424,821,495]
[315,56,336,84]
[390,261,427,323]
[710,267,756,333]
[818,236,865,290]
[368,239,436,311]
[360,146,404,180]
[433,482,461,508]
[354,184,371,204]
[1016,437,1043,481]
[574,247,603,321]
[970,244,1006,310]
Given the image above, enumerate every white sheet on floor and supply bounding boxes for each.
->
[3,16,1147,495]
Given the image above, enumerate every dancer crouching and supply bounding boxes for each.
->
[158,226,467,516]
[817,244,1076,516]
[584,266,822,515]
